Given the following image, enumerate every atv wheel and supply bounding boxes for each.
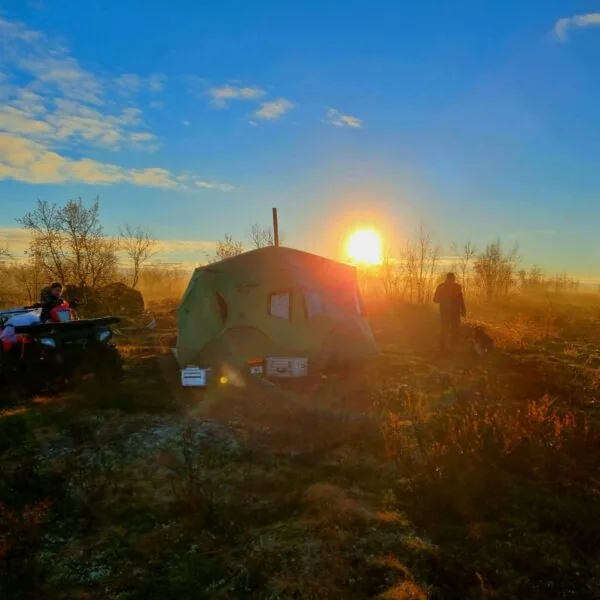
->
[16,364,46,399]
[0,345,8,388]
[95,345,124,385]
[0,346,44,399]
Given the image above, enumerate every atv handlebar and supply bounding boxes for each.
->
[26,298,80,310]
[14,316,121,335]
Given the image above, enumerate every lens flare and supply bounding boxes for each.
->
[346,229,383,265]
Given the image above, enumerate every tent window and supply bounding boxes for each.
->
[304,290,324,318]
[216,292,228,324]
[268,290,291,320]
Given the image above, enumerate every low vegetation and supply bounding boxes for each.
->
[2,289,600,599]
[1,196,599,598]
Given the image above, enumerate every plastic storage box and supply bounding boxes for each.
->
[265,356,308,378]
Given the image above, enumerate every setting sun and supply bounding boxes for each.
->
[346,229,383,265]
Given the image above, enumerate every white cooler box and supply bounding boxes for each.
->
[180,366,212,387]
[265,356,308,378]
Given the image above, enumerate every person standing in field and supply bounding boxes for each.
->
[433,272,466,352]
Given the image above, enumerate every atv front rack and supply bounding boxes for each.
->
[0,307,41,326]
[14,316,121,335]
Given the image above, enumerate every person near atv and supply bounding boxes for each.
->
[40,282,65,322]
[433,272,466,352]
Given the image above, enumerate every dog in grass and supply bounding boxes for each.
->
[471,325,495,357]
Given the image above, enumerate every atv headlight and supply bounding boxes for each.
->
[97,329,112,342]
[40,337,56,348]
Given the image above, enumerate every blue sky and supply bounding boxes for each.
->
[1,1,600,277]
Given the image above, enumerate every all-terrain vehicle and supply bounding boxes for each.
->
[0,299,123,396]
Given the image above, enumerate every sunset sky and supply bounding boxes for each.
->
[1,2,599,277]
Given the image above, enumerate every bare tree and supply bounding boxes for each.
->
[12,257,45,303]
[214,233,244,262]
[17,197,118,289]
[473,239,519,300]
[519,265,546,293]
[136,262,189,302]
[405,222,440,304]
[451,241,478,296]
[0,244,12,261]
[548,272,579,293]
[119,223,157,289]
[380,244,407,302]
[249,223,285,248]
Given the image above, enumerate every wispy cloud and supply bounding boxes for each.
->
[0,226,31,255]
[0,95,159,152]
[194,180,234,191]
[18,55,104,105]
[0,18,158,152]
[114,73,166,97]
[554,13,600,41]
[254,98,295,120]
[0,16,231,192]
[196,80,295,122]
[0,133,233,191]
[147,73,165,93]
[325,108,362,128]
[208,84,266,108]
[154,238,216,257]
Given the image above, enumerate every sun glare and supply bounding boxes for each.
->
[347,229,383,265]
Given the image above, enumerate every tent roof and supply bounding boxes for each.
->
[177,245,379,368]
[195,246,356,275]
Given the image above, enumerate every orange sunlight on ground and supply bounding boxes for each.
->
[346,229,383,265]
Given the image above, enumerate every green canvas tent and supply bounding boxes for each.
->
[176,246,379,369]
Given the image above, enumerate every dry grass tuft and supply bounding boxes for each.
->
[303,483,375,524]
[382,580,429,600]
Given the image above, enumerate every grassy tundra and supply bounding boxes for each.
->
[1,263,599,598]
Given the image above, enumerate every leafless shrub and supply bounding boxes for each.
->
[473,239,519,300]
[214,233,244,261]
[0,245,12,261]
[11,258,45,304]
[136,263,190,303]
[249,223,285,248]
[451,241,478,297]
[404,222,440,304]
[119,223,158,289]
[17,197,118,289]
[380,245,406,302]
[547,272,580,293]
[377,224,440,305]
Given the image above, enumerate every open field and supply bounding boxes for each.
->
[1,293,600,599]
